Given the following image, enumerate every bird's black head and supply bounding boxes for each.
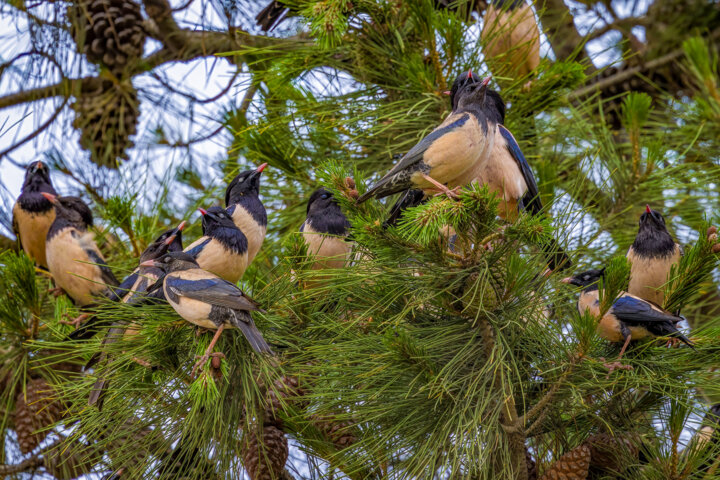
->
[484,89,506,124]
[561,268,604,290]
[146,251,199,273]
[22,161,54,193]
[140,221,187,263]
[449,70,477,111]
[456,75,492,111]
[200,206,238,234]
[43,193,93,228]
[306,188,350,236]
[633,205,675,257]
[225,163,267,206]
[638,205,667,230]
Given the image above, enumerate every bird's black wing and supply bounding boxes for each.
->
[357,115,469,202]
[185,237,211,259]
[384,189,426,228]
[107,269,139,302]
[612,296,692,345]
[165,275,262,313]
[85,248,119,287]
[499,125,541,215]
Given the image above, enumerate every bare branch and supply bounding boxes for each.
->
[0,77,102,111]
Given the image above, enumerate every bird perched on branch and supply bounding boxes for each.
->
[43,193,118,333]
[300,188,352,287]
[107,222,186,303]
[446,71,570,269]
[12,161,57,269]
[627,205,682,307]
[481,0,540,87]
[357,75,494,203]
[184,207,249,284]
[86,223,185,407]
[563,268,693,373]
[143,252,272,375]
[225,163,268,264]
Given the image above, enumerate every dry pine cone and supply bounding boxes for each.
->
[263,375,306,426]
[72,79,138,168]
[539,444,591,480]
[243,424,289,480]
[585,432,638,474]
[311,413,356,450]
[71,0,145,74]
[15,378,64,454]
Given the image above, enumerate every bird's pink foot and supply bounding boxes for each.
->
[421,173,461,200]
[48,287,66,298]
[665,337,681,348]
[60,313,90,329]
[601,357,633,377]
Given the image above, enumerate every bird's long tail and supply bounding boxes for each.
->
[230,311,273,354]
[384,189,426,228]
[540,237,572,272]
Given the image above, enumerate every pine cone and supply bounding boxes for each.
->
[539,444,591,480]
[70,0,145,75]
[264,376,306,426]
[15,378,64,454]
[585,432,638,474]
[311,413,356,450]
[71,79,138,168]
[243,424,289,480]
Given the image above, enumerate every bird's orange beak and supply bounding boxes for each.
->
[481,75,492,87]
[256,163,268,173]
[163,235,177,246]
[41,192,58,204]
[467,69,473,79]
[36,161,43,169]
[177,220,187,231]
[198,208,207,216]
[646,204,651,213]
[140,259,156,268]
[442,90,451,95]
[560,277,573,284]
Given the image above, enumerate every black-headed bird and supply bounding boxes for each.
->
[142,252,272,374]
[301,188,352,286]
[447,72,570,269]
[563,268,692,372]
[481,0,540,87]
[12,161,57,269]
[225,163,268,264]
[626,205,682,307]
[86,223,185,406]
[108,222,186,303]
[184,206,249,284]
[43,193,118,336]
[357,76,494,203]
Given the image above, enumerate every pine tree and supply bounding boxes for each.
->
[1,1,720,479]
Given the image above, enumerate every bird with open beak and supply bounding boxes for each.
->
[627,205,682,307]
[184,206,249,284]
[563,268,692,373]
[481,0,540,88]
[300,188,353,288]
[357,74,494,203]
[143,252,272,375]
[225,163,268,264]
[43,193,118,333]
[12,161,57,269]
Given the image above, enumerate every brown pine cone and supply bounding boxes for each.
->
[71,79,138,168]
[243,424,289,480]
[585,432,638,474]
[70,0,145,75]
[539,444,591,480]
[263,375,306,426]
[15,378,64,454]
[311,413,356,450]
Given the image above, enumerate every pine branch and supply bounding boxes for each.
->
[0,455,43,475]
[0,77,102,111]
